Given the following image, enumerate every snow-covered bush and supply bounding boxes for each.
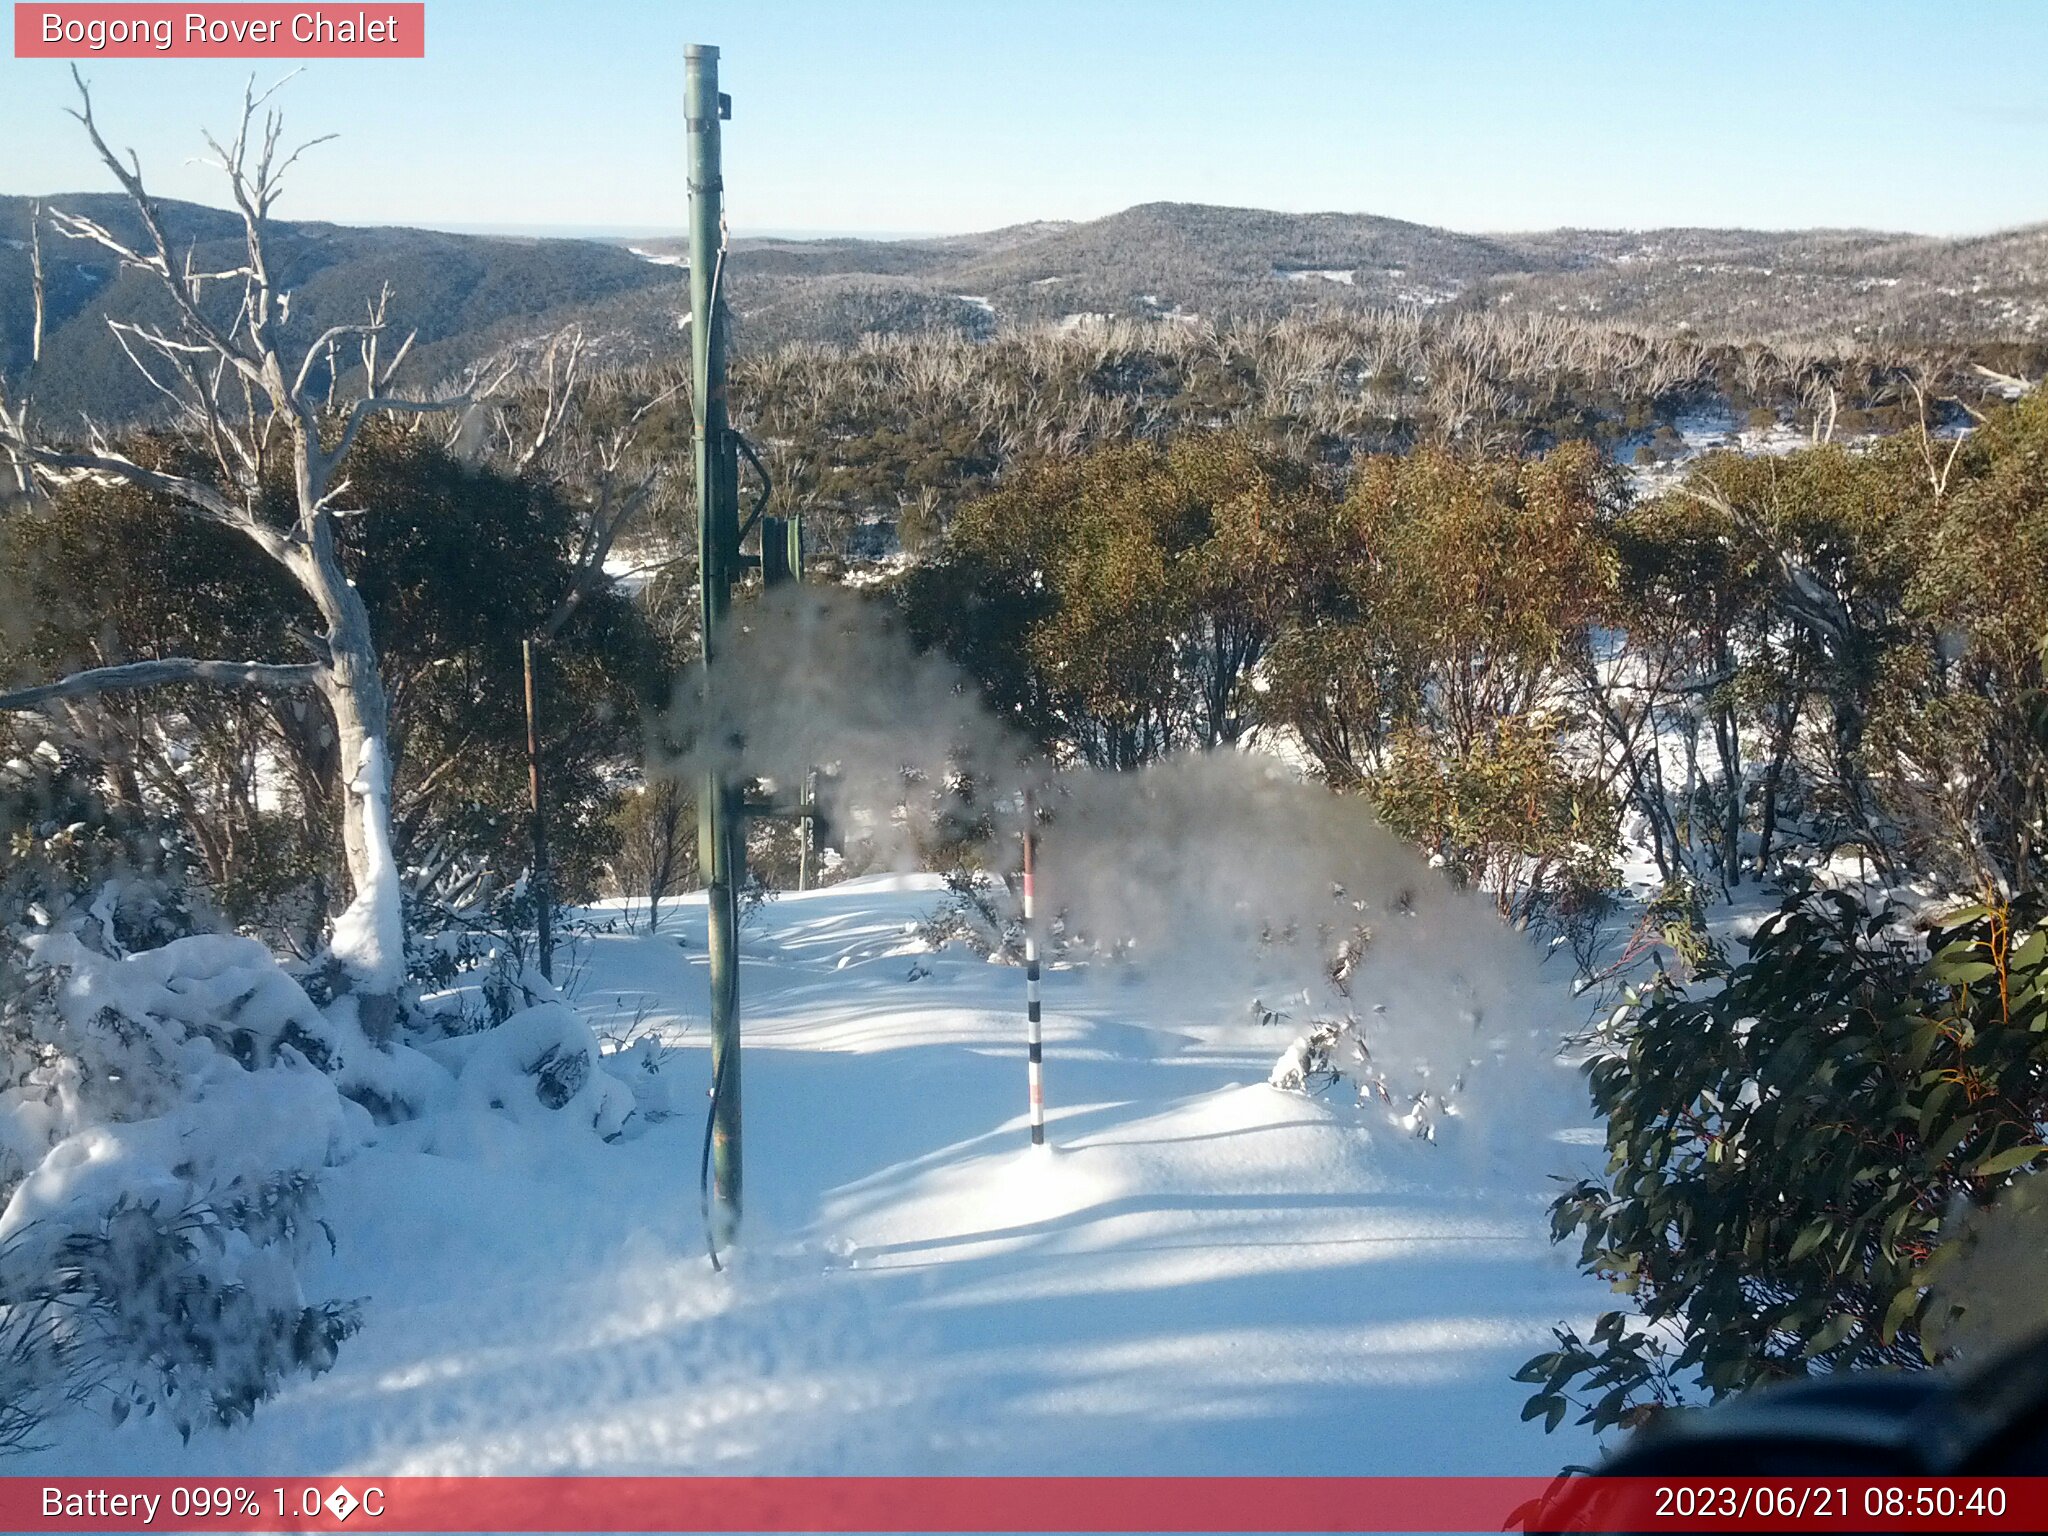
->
[1257,889,1471,1141]
[916,869,1025,962]
[403,881,617,1036]
[0,742,646,1449]
[0,1177,359,1443]
[0,746,204,957]
[0,769,567,1447]
[1264,1009,1459,1142]
[430,1002,636,1139]
[0,926,379,1445]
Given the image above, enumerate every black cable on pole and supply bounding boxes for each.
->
[699,1032,731,1272]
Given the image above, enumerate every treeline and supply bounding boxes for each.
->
[0,425,668,948]
[10,331,2040,953]
[1472,224,2048,349]
[536,310,2028,572]
[898,391,2048,938]
[691,312,2024,571]
[712,204,2048,351]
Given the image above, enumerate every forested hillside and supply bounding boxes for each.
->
[9,197,2048,427]
[674,202,2048,349]
[0,194,680,420]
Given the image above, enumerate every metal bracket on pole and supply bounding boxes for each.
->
[735,430,772,545]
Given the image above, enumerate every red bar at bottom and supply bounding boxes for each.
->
[7,1476,2048,1533]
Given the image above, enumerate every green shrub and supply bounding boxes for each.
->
[1520,885,2048,1434]
[1370,711,1618,930]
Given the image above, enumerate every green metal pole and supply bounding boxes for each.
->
[687,42,742,1239]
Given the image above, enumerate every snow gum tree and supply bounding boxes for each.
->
[897,433,1314,769]
[1606,392,2048,899]
[2,427,657,937]
[1877,390,2048,892]
[0,75,493,1038]
[1260,441,1623,924]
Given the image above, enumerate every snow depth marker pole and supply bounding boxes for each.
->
[1022,794,1045,1147]
[688,42,743,1246]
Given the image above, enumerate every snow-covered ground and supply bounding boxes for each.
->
[22,876,1607,1478]
[1619,404,1815,495]
[1614,402,1949,497]
[600,549,660,597]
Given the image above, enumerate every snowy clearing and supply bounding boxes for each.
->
[21,875,1607,1477]
[600,550,660,598]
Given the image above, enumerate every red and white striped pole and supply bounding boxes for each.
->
[1022,793,1045,1147]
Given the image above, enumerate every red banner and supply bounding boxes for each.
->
[13,4,425,58]
[4,1477,2048,1533]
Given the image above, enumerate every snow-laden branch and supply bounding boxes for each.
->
[0,658,324,713]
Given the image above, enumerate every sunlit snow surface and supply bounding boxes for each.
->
[23,876,1607,1476]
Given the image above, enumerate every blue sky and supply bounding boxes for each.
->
[3,0,2044,237]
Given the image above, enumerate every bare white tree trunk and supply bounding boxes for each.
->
[321,597,402,1037]
[0,72,493,1030]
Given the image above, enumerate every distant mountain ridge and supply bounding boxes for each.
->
[5,195,2045,422]
[0,193,679,421]
[657,200,2048,351]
